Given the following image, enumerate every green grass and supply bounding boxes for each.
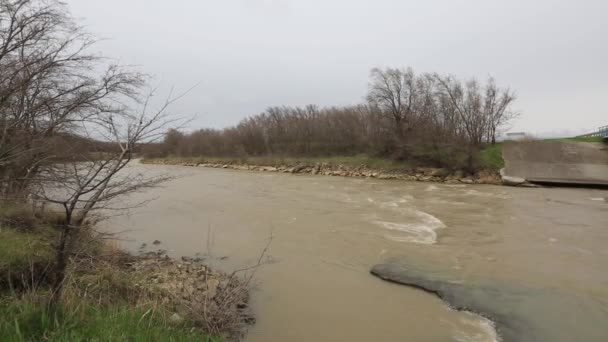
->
[0,205,218,341]
[0,295,217,342]
[0,204,58,288]
[477,144,505,171]
[0,228,54,275]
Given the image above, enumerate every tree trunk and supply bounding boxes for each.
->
[466,143,477,174]
[51,226,70,304]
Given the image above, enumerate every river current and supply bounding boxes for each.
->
[108,163,608,341]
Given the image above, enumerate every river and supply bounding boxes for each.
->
[108,163,608,341]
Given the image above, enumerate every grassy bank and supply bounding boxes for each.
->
[0,204,250,341]
[143,145,506,173]
[477,144,505,170]
[0,295,209,342]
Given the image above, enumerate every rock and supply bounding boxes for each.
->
[500,168,527,186]
[152,240,162,245]
[418,167,447,177]
[222,164,228,168]
[169,313,183,325]
[206,278,220,298]
[458,177,474,184]
[291,164,309,174]
[371,258,606,342]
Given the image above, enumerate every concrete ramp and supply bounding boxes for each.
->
[502,141,608,186]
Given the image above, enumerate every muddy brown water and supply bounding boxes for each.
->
[107,163,608,342]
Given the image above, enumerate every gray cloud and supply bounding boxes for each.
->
[69,0,608,136]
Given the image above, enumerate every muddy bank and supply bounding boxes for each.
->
[371,259,608,342]
[141,158,507,185]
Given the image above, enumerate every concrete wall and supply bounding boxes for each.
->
[502,141,608,185]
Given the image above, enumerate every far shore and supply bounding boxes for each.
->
[140,157,514,186]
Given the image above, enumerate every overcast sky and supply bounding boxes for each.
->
[68,0,607,137]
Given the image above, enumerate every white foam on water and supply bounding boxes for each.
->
[425,185,440,192]
[380,201,399,208]
[397,195,414,203]
[374,209,446,244]
[453,311,501,342]
[589,197,605,202]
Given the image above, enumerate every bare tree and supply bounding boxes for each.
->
[483,77,518,144]
[433,74,519,170]
[0,0,144,197]
[33,89,185,301]
[0,0,189,302]
[366,67,419,142]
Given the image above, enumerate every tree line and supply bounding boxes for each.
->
[158,67,517,171]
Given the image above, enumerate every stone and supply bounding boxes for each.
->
[453,170,465,178]
[206,278,220,298]
[500,168,527,186]
[169,313,183,325]
[418,167,447,177]
[291,164,309,173]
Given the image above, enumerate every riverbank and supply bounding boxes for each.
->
[0,204,254,341]
[141,157,506,185]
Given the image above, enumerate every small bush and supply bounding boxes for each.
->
[477,144,505,171]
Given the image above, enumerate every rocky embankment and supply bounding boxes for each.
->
[122,249,255,339]
[141,158,515,185]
